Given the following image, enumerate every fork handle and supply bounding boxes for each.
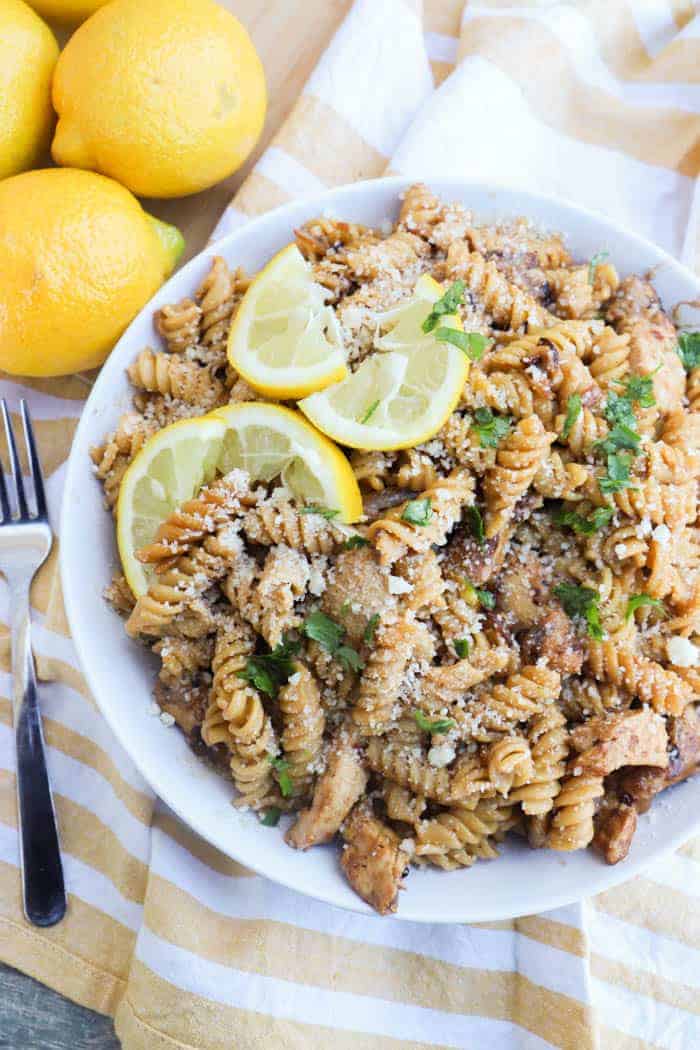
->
[12,588,66,926]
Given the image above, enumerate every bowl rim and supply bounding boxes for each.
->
[61,174,700,922]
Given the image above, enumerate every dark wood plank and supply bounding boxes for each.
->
[0,963,119,1049]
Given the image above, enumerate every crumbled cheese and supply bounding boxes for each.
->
[428,743,456,768]
[351,601,362,614]
[388,574,413,595]
[667,635,699,668]
[637,516,652,538]
[614,544,628,559]
[160,712,176,727]
[308,565,326,596]
[399,838,416,857]
[652,523,671,546]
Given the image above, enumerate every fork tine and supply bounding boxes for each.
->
[1,400,28,520]
[0,441,10,522]
[20,400,46,520]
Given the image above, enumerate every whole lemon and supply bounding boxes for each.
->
[51,0,267,198]
[0,0,58,180]
[27,0,108,23]
[0,169,184,377]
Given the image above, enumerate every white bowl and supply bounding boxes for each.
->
[61,176,700,922]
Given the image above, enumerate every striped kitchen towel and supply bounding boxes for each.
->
[2,2,700,1047]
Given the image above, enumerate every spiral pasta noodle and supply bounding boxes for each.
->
[483,415,554,537]
[278,664,325,797]
[368,470,474,565]
[465,666,561,742]
[242,500,348,554]
[415,797,515,870]
[353,616,432,734]
[127,348,223,407]
[548,773,605,851]
[445,245,557,331]
[155,298,201,354]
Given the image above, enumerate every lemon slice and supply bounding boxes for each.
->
[117,415,226,596]
[213,402,362,522]
[118,403,362,595]
[227,243,347,399]
[298,274,469,451]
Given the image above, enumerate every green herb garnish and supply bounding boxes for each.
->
[561,394,582,440]
[588,250,609,285]
[554,505,614,535]
[614,371,657,409]
[625,593,665,621]
[476,588,495,610]
[454,637,470,659]
[421,280,465,333]
[359,399,380,424]
[364,613,380,646]
[401,497,432,526]
[604,390,637,430]
[340,599,351,618]
[595,422,641,455]
[303,610,363,673]
[301,505,340,520]
[260,807,281,827]
[414,710,456,735]
[466,504,485,546]
[270,756,293,798]
[237,636,300,697]
[435,327,489,361]
[678,332,700,372]
[554,582,603,640]
[471,407,513,449]
[343,534,370,550]
[598,451,633,495]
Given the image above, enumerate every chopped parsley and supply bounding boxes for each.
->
[678,331,700,372]
[454,637,470,659]
[435,327,489,361]
[625,593,665,621]
[466,504,485,546]
[604,390,637,430]
[553,582,603,640]
[461,578,495,610]
[561,394,582,440]
[614,371,657,410]
[598,451,634,495]
[595,422,641,456]
[301,504,339,520]
[340,599,351,618]
[359,399,380,424]
[343,534,370,550]
[414,710,456,735]
[270,756,293,798]
[260,807,281,827]
[363,613,380,646]
[471,407,513,449]
[303,610,363,673]
[554,504,614,535]
[421,280,465,333]
[588,250,609,285]
[237,636,300,697]
[401,497,432,526]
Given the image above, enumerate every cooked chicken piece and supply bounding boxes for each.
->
[593,803,638,864]
[569,708,668,777]
[341,805,409,914]
[495,550,547,629]
[154,680,209,737]
[606,276,685,414]
[321,546,392,646]
[520,607,584,677]
[285,739,368,850]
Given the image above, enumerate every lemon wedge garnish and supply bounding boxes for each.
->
[118,403,362,596]
[117,414,226,596]
[299,274,470,451]
[227,243,347,399]
[213,402,362,521]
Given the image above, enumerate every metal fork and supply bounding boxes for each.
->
[0,399,65,926]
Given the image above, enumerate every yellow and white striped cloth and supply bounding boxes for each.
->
[2,2,700,1047]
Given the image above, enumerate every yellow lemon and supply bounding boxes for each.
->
[0,0,58,180]
[0,169,184,377]
[27,0,108,23]
[51,0,266,198]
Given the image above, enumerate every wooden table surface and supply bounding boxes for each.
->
[1,2,350,1047]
